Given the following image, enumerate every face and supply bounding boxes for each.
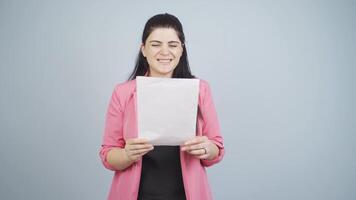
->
[141,28,183,78]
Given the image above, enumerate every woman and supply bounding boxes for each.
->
[99,13,225,200]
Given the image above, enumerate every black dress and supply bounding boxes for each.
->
[137,146,186,200]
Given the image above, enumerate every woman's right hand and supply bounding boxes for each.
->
[124,138,154,162]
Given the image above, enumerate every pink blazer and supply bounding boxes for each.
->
[99,79,225,200]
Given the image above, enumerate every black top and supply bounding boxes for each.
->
[137,146,186,200]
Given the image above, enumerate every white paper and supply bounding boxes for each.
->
[137,76,199,145]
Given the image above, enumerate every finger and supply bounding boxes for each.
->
[187,148,206,156]
[129,149,152,161]
[197,153,209,160]
[181,141,208,151]
[180,146,188,151]
[184,136,208,146]
[131,148,153,161]
[128,144,154,150]
[127,138,150,144]
[129,154,141,161]
[129,146,154,155]
[137,149,153,157]
[187,143,208,151]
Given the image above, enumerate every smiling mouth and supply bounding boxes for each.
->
[157,59,173,63]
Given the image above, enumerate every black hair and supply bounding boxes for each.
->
[128,13,195,80]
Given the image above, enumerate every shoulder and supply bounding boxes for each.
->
[197,79,214,105]
[111,79,136,105]
[113,79,136,94]
[198,78,212,96]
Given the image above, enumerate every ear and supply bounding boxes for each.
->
[179,45,184,57]
[141,44,146,57]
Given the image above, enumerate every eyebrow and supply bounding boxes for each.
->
[149,40,181,44]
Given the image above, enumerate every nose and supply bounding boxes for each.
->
[159,45,170,55]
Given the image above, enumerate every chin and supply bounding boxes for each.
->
[158,66,176,73]
[149,63,178,77]
[158,70,174,76]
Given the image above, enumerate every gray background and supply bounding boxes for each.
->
[1,0,355,199]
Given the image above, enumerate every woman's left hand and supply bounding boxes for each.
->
[181,136,219,160]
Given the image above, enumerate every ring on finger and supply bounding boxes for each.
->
[203,147,207,154]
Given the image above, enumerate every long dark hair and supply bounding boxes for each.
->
[128,13,195,80]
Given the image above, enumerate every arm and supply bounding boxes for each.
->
[199,81,225,166]
[99,85,126,171]
[106,147,135,170]
[99,85,153,171]
[181,81,225,167]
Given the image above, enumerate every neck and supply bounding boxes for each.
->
[148,70,173,78]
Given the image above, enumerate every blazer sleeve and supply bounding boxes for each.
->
[200,81,225,167]
[99,85,126,171]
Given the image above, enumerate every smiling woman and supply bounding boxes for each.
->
[99,13,225,200]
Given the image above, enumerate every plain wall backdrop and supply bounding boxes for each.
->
[1,0,355,199]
